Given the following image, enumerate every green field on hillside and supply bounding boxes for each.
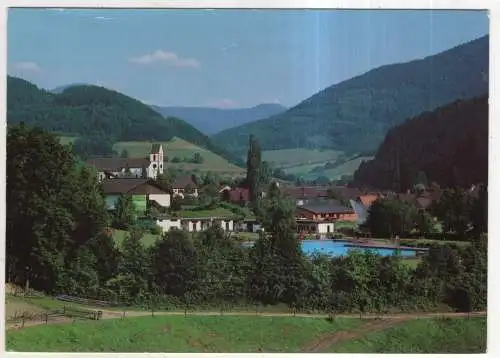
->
[6,315,362,353]
[261,149,340,168]
[114,137,245,175]
[325,317,486,353]
[282,156,373,180]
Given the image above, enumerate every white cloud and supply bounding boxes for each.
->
[129,50,200,68]
[209,99,238,108]
[11,61,41,72]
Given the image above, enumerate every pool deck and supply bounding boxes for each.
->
[341,239,428,251]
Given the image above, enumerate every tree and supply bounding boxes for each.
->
[120,149,129,158]
[259,161,272,187]
[113,195,136,229]
[6,124,109,293]
[151,230,198,298]
[365,198,418,237]
[470,184,487,236]
[432,188,472,234]
[107,228,150,304]
[246,135,262,211]
[192,152,204,164]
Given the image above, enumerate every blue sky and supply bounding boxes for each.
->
[8,8,488,108]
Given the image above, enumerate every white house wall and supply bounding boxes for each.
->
[149,194,171,208]
[156,219,182,232]
[317,222,334,234]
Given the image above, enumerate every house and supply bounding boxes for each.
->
[221,186,250,204]
[86,144,164,181]
[283,185,362,206]
[296,201,357,235]
[101,178,171,215]
[172,175,198,198]
[156,216,235,233]
[234,218,262,233]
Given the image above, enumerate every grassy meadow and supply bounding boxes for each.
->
[325,317,487,353]
[113,137,245,175]
[261,148,340,168]
[6,315,362,353]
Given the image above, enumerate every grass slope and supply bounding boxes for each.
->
[261,148,340,168]
[113,137,245,175]
[6,315,362,353]
[325,317,486,353]
[213,35,488,156]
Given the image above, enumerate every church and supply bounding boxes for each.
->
[86,144,164,181]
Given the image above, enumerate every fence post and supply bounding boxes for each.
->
[45,312,48,324]
[21,314,25,328]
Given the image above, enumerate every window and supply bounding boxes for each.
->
[153,164,157,169]
[160,164,163,169]
[153,154,157,161]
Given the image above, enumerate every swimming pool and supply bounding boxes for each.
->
[243,240,419,257]
[301,240,418,257]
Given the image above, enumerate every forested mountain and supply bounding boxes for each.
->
[7,76,243,166]
[50,83,89,94]
[152,103,286,135]
[212,35,489,157]
[351,95,488,191]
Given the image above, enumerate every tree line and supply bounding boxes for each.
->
[6,124,487,315]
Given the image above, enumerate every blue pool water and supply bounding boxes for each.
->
[244,240,419,257]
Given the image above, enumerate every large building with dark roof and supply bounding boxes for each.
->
[102,178,171,213]
[86,143,164,181]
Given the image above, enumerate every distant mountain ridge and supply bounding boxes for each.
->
[212,35,489,157]
[7,76,243,167]
[152,103,287,135]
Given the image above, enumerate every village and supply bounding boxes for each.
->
[86,143,456,239]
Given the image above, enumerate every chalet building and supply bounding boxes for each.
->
[86,144,164,181]
[172,175,199,198]
[283,186,362,206]
[296,201,357,235]
[156,217,235,233]
[101,178,171,215]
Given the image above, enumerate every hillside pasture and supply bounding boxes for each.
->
[261,148,340,168]
[113,137,245,175]
[6,315,363,353]
[283,156,374,181]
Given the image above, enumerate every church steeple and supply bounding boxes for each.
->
[148,143,164,179]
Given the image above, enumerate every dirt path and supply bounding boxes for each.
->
[301,317,410,353]
[6,309,486,331]
[299,311,486,353]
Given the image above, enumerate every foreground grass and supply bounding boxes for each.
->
[325,317,487,353]
[6,315,362,353]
